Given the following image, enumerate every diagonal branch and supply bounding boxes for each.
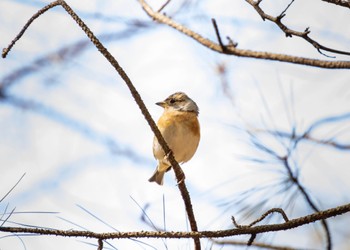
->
[2,1,200,249]
[138,0,350,69]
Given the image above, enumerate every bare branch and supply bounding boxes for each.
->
[157,0,172,12]
[245,0,350,57]
[1,202,350,239]
[138,0,350,69]
[280,0,295,17]
[211,18,226,51]
[232,208,289,246]
[2,1,200,249]
[2,1,61,58]
[248,208,289,227]
[97,239,103,250]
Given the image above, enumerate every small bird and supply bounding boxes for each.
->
[149,92,200,185]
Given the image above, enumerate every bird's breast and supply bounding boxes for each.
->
[153,111,200,163]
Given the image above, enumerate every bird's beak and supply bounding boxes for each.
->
[156,101,166,108]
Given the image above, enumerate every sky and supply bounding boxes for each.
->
[1,0,350,249]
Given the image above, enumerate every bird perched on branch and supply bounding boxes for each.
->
[149,92,200,185]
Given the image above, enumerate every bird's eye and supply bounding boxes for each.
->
[169,98,176,104]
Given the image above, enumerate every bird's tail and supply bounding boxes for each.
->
[148,168,165,185]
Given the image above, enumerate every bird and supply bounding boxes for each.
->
[149,92,200,185]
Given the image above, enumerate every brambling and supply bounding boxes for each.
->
[149,92,200,185]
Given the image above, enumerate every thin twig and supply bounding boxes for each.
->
[248,208,289,227]
[1,208,16,227]
[0,173,26,203]
[279,0,295,17]
[97,238,103,250]
[2,1,61,58]
[211,18,226,51]
[232,207,289,246]
[157,0,172,12]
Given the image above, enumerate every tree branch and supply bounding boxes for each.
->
[138,0,350,69]
[2,1,200,249]
[1,202,350,239]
